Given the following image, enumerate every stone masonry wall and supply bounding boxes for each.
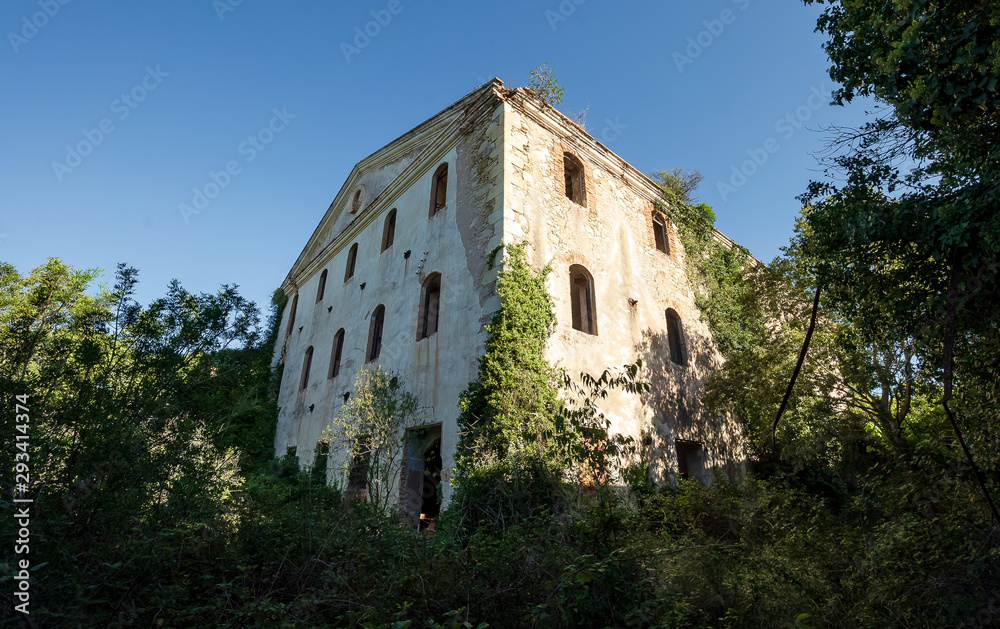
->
[500,92,747,483]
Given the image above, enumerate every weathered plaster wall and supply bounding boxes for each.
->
[272,82,747,511]
[500,93,747,484]
[273,91,506,505]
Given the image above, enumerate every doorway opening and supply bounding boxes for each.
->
[402,424,442,529]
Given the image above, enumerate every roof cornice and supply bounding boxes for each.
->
[281,80,507,293]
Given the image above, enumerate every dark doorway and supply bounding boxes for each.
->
[403,425,442,527]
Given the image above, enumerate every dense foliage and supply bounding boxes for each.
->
[2,8,998,623]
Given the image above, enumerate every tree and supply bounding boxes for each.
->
[527,62,564,105]
[0,259,275,624]
[527,63,588,128]
[325,366,421,512]
[798,0,1000,520]
[800,0,1000,382]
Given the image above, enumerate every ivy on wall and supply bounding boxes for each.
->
[455,242,561,471]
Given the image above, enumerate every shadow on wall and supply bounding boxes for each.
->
[635,327,748,486]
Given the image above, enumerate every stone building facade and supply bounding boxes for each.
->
[272,79,748,520]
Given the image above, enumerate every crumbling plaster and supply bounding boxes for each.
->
[272,80,747,509]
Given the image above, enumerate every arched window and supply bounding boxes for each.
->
[429,163,448,217]
[569,265,597,335]
[344,243,358,282]
[350,186,364,213]
[381,209,397,252]
[666,308,686,365]
[300,346,314,390]
[316,269,328,303]
[653,215,669,254]
[285,293,298,337]
[328,328,345,378]
[367,305,385,362]
[418,273,441,340]
[563,152,585,206]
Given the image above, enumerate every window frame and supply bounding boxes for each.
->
[381,208,397,252]
[653,215,669,254]
[563,152,586,206]
[300,346,314,390]
[569,265,598,335]
[417,273,441,340]
[666,308,686,366]
[367,305,385,362]
[328,328,345,378]
[429,163,448,217]
[285,293,298,337]
[316,269,328,303]
[676,440,705,482]
[344,243,359,282]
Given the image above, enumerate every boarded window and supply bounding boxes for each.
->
[344,243,358,282]
[381,209,397,252]
[429,163,448,216]
[316,269,328,303]
[563,153,585,206]
[367,305,385,362]
[676,440,705,482]
[666,308,686,365]
[285,294,298,337]
[653,215,669,254]
[300,346,314,390]
[569,265,597,335]
[328,328,345,378]
[418,273,441,340]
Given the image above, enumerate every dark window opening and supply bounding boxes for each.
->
[285,294,298,337]
[676,440,705,482]
[351,187,363,213]
[311,441,330,484]
[382,209,397,252]
[316,269,328,303]
[300,346,314,390]
[345,444,370,502]
[344,243,358,282]
[367,305,385,362]
[328,329,345,378]
[569,265,597,335]
[429,163,448,216]
[563,153,585,205]
[418,274,441,340]
[666,309,686,365]
[653,216,669,254]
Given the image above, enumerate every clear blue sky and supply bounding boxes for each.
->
[1,0,869,315]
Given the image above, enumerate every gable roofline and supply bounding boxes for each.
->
[281,79,506,293]
[281,78,757,295]
[501,86,753,262]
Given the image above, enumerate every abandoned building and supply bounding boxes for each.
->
[272,79,748,522]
